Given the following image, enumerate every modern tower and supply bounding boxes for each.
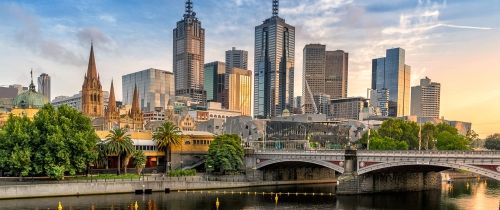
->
[371,48,411,117]
[173,0,206,104]
[225,47,248,73]
[254,0,295,118]
[303,44,348,114]
[227,68,252,116]
[122,68,175,112]
[81,43,104,117]
[411,77,441,118]
[203,61,226,103]
[37,73,50,101]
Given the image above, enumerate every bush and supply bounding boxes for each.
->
[168,169,196,177]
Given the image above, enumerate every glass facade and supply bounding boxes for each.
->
[371,48,411,117]
[203,61,225,103]
[122,68,175,112]
[228,68,252,116]
[254,15,295,118]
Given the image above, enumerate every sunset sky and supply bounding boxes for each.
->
[0,0,499,137]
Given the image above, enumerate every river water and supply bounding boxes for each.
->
[0,179,498,210]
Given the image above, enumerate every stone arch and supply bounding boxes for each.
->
[255,159,344,174]
[357,161,500,181]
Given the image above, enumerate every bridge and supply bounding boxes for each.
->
[245,148,500,194]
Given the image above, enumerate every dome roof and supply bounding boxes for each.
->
[12,78,48,109]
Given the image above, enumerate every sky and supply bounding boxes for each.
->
[0,0,499,137]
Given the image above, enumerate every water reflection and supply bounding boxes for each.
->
[0,180,498,210]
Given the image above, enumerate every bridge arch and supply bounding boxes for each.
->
[255,159,345,174]
[357,161,500,181]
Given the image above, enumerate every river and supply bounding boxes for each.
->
[0,179,497,210]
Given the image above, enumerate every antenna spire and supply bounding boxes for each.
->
[185,0,194,17]
[272,0,279,17]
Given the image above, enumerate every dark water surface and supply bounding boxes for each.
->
[0,179,498,210]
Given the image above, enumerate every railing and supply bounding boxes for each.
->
[357,150,500,158]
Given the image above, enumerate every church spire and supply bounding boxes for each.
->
[130,84,140,116]
[272,0,279,17]
[86,42,98,79]
[108,80,116,113]
[29,69,36,92]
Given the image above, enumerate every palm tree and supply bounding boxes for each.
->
[153,122,182,174]
[105,128,135,175]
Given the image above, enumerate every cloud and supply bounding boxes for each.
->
[77,27,115,50]
[98,14,116,23]
[5,4,85,66]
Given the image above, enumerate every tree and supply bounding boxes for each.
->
[152,122,182,174]
[205,134,244,174]
[133,150,147,175]
[105,128,135,175]
[0,115,35,179]
[377,119,420,149]
[466,130,482,149]
[421,123,437,150]
[436,131,471,150]
[484,134,500,150]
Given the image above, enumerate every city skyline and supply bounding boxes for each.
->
[0,0,499,136]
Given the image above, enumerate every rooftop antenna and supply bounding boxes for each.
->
[272,0,279,17]
[185,0,193,17]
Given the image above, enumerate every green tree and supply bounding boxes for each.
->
[484,134,500,150]
[133,150,147,175]
[466,130,482,149]
[105,128,135,175]
[152,122,182,174]
[374,119,419,149]
[94,142,109,169]
[436,131,471,150]
[421,123,437,150]
[32,105,98,180]
[205,134,244,174]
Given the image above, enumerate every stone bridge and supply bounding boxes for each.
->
[245,149,500,194]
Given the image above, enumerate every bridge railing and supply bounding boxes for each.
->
[357,150,500,158]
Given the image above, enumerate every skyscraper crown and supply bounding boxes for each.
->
[272,0,279,17]
[184,0,196,18]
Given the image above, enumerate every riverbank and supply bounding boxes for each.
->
[0,177,336,200]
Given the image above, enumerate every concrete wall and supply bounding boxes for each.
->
[261,167,336,181]
[0,178,336,199]
[337,172,442,194]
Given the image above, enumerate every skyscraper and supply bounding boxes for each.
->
[411,77,441,118]
[122,68,175,112]
[203,61,225,103]
[37,73,50,101]
[81,43,104,117]
[254,0,295,118]
[225,47,248,90]
[371,48,411,117]
[173,0,206,104]
[227,68,252,116]
[303,44,348,114]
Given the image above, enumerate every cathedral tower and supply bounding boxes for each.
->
[82,43,104,117]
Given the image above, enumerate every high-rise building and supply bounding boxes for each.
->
[225,47,248,93]
[81,43,104,117]
[294,96,302,109]
[371,48,411,117]
[326,50,348,99]
[329,97,367,120]
[203,62,226,103]
[122,68,175,112]
[254,0,295,118]
[370,89,389,117]
[303,44,348,114]
[411,77,441,118]
[227,68,252,116]
[313,93,331,115]
[173,0,206,104]
[37,73,50,101]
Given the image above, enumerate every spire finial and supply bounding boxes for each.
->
[185,0,194,17]
[29,68,35,92]
[272,0,279,17]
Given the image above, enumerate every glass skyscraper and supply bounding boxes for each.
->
[254,0,295,118]
[122,68,175,112]
[204,61,225,103]
[371,48,411,117]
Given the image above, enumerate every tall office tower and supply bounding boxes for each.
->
[37,73,51,101]
[411,77,441,118]
[254,0,295,118]
[303,44,349,114]
[371,48,411,117]
[294,96,302,109]
[370,89,389,117]
[227,68,252,116]
[303,44,326,114]
[81,43,104,117]
[204,62,226,103]
[326,50,348,99]
[225,47,248,90]
[122,68,175,112]
[173,0,206,104]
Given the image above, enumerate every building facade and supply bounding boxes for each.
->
[122,68,175,112]
[329,97,367,120]
[371,48,411,117]
[254,0,295,118]
[303,44,348,114]
[203,61,225,103]
[173,0,206,104]
[225,47,248,88]
[227,67,252,116]
[370,89,390,117]
[81,43,104,117]
[37,73,50,101]
[411,77,441,118]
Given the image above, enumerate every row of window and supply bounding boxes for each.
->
[136,145,157,151]
[192,140,211,145]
